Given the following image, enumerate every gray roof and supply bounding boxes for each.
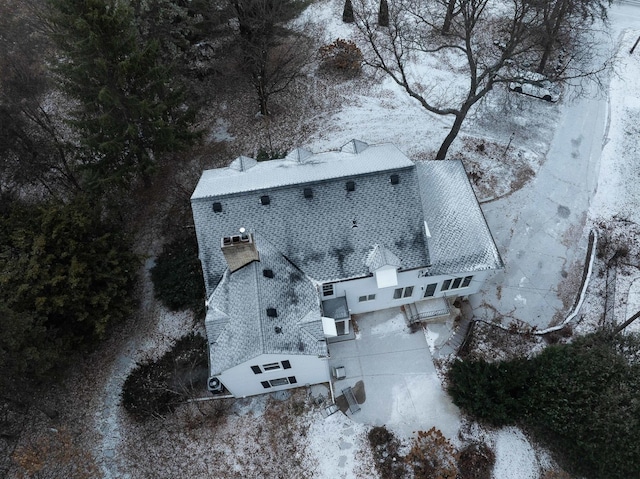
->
[416,160,504,274]
[191,141,415,199]
[206,235,328,374]
[192,142,430,294]
[365,244,403,272]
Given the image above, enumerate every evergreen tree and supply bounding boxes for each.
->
[48,0,197,190]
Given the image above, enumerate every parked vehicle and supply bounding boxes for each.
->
[509,71,561,102]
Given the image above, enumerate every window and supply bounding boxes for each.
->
[262,362,281,371]
[261,381,271,389]
[260,195,270,205]
[393,286,414,299]
[424,283,437,298]
[212,202,222,212]
[304,187,313,199]
[282,360,292,369]
[269,377,289,387]
[346,180,355,192]
[358,294,376,302]
[288,376,297,384]
[251,365,262,374]
[322,284,334,297]
[441,276,473,292]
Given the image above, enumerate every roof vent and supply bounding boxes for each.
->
[346,181,355,192]
[340,139,369,154]
[390,174,399,185]
[266,308,278,318]
[275,326,282,334]
[303,187,313,199]
[263,269,274,278]
[212,202,222,212]
[260,195,270,205]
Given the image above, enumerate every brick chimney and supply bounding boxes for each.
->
[220,232,260,272]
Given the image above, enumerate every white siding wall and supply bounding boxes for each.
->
[217,353,331,398]
[328,269,490,315]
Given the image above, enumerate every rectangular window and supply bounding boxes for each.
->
[251,365,262,374]
[262,362,281,371]
[441,276,473,292]
[261,381,271,389]
[393,287,413,299]
[270,377,289,387]
[358,294,376,302]
[424,283,437,298]
[282,360,291,369]
[288,376,297,384]
[322,284,334,297]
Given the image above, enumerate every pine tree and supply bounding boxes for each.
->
[49,0,197,190]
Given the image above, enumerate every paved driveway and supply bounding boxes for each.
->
[471,78,606,329]
[327,307,461,440]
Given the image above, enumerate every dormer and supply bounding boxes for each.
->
[365,244,403,288]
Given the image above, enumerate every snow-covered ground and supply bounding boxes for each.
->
[8,2,640,479]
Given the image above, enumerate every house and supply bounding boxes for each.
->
[191,140,503,397]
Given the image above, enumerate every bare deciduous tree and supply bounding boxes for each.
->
[231,0,315,116]
[354,0,609,160]
[354,0,543,160]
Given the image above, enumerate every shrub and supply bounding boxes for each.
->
[448,332,640,479]
[121,333,208,420]
[256,147,287,161]
[405,428,458,479]
[150,230,205,315]
[318,39,363,78]
[367,426,408,479]
[457,442,495,479]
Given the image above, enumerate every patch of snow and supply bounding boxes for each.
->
[514,294,527,305]
[369,312,408,336]
[492,427,540,479]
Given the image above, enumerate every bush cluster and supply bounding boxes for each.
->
[150,231,205,316]
[121,333,208,420]
[448,332,640,479]
[367,426,408,479]
[318,39,363,78]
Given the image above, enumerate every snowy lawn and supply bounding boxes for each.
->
[11,4,640,479]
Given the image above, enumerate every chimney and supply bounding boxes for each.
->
[220,232,260,272]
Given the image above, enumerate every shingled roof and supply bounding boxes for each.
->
[192,141,430,295]
[416,160,504,274]
[205,234,328,375]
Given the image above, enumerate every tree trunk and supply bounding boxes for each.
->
[537,40,553,73]
[435,109,466,160]
[612,310,640,336]
[442,0,457,34]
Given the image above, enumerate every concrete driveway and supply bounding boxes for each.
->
[327,307,461,440]
[471,77,607,330]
